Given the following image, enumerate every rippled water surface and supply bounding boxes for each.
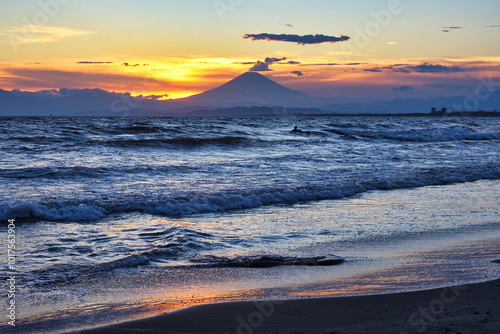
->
[0,116,499,333]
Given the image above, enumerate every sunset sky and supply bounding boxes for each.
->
[1,0,500,101]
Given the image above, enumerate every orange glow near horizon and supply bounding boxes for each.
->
[1,56,500,100]
[1,1,499,101]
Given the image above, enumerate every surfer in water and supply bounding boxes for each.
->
[291,126,310,134]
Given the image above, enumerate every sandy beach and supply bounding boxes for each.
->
[75,275,500,334]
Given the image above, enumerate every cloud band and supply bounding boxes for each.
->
[243,33,350,45]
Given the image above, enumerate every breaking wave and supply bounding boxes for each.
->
[326,126,500,142]
[3,164,499,222]
[77,136,253,147]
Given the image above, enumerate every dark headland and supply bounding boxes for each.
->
[187,105,500,117]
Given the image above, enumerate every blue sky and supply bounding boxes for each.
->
[1,0,499,100]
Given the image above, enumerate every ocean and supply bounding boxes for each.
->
[1,115,499,333]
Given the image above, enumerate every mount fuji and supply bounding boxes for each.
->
[180,72,322,108]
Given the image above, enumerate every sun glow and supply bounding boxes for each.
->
[2,50,500,101]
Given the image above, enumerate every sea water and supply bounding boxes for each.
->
[0,116,499,332]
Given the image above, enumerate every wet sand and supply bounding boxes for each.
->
[76,276,500,334]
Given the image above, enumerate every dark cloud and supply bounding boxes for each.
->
[291,71,304,77]
[442,26,466,33]
[265,57,287,64]
[486,25,500,28]
[300,62,362,66]
[392,68,411,73]
[360,63,464,74]
[122,63,149,67]
[77,61,150,67]
[241,57,298,72]
[387,63,464,73]
[78,61,114,64]
[243,33,350,45]
[234,57,289,65]
[139,94,169,100]
[393,85,414,92]
[301,63,339,66]
[411,63,463,73]
[250,61,272,72]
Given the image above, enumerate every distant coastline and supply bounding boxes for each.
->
[305,110,500,117]
[161,106,500,117]
[2,73,500,117]
[2,110,500,117]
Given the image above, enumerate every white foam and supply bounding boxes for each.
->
[332,126,500,142]
[3,164,499,222]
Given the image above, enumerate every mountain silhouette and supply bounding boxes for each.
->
[181,72,318,107]
[2,72,499,115]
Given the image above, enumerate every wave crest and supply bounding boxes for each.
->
[327,126,500,142]
[3,164,499,222]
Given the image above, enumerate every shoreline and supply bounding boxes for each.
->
[10,181,500,334]
[75,276,500,334]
